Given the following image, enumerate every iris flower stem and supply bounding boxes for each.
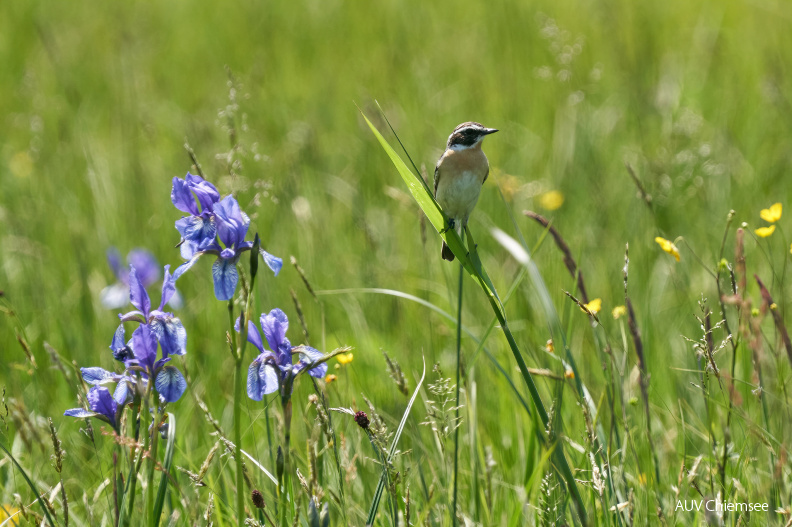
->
[123,383,153,526]
[233,353,246,527]
[279,398,293,527]
[145,406,164,522]
[233,268,257,527]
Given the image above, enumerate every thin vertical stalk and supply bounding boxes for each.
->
[279,398,293,527]
[145,407,163,521]
[233,258,259,527]
[452,263,463,525]
[233,352,245,526]
[229,298,246,527]
[122,383,152,527]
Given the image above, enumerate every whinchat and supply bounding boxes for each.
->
[434,122,498,261]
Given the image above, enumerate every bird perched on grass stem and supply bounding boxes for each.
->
[434,122,498,261]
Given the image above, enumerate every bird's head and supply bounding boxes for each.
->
[446,122,498,150]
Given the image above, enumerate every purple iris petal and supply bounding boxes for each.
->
[129,267,151,316]
[87,385,118,427]
[212,257,239,301]
[260,249,283,276]
[81,367,118,385]
[107,248,125,281]
[64,408,96,419]
[185,173,221,211]
[113,379,132,405]
[173,253,203,282]
[296,346,328,378]
[159,265,177,311]
[213,196,250,249]
[131,324,158,371]
[247,354,278,401]
[235,317,264,353]
[260,309,289,356]
[175,216,217,260]
[155,366,187,403]
[171,176,201,215]
[149,314,187,356]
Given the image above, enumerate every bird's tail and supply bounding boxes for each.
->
[441,222,464,261]
[441,241,455,261]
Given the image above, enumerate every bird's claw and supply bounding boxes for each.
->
[440,218,456,235]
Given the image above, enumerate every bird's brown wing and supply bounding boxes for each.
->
[433,155,442,196]
[483,164,490,185]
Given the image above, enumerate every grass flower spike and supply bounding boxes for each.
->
[655,236,681,261]
[760,202,782,223]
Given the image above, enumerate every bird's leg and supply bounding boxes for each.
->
[440,217,456,235]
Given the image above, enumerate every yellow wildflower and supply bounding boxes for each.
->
[638,473,647,485]
[545,339,554,353]
[770,303,778,311]
[582,298,602,315]
[612,305,626,319]
[336,352,354,366]
[790,243,792,255]
[760,203,782,223]
[325,374,337,384]
[655,237,680,261]
[539,190,564,211]
[564,370,575,379]
[755,225,775,238]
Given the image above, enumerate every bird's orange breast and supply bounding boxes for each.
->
[438,145,489,182]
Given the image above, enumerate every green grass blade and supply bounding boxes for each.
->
[365,358,426,526]
[240,448,278,485]
[0,441,57,527]
[153,412,177,527]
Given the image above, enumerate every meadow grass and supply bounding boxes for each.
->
[1,0,792,525]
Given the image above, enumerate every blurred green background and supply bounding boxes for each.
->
[2,0,792,524]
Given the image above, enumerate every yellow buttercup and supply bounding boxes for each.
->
[760,203,782,223]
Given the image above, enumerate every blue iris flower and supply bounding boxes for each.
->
[108,265,187,403]
[170,173,282,301]
[237,308,327,402]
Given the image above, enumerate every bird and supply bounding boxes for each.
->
[433,122,498,261]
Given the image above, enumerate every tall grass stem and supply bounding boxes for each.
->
[452,262,463,525]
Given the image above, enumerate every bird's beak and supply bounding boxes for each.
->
[484,128,499,135]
